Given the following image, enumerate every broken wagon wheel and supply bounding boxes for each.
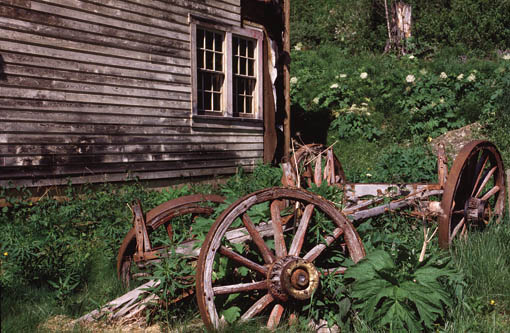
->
[196,187,365,330]
[116,194,224,287]
[290,144,346,188]
[438,140,506,248]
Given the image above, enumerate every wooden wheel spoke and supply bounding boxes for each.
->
[471,153,489,196]
[241,293,274,321]
[267,304,284,329]
[314,154,322,186]
[241,214,276,264]
[303,227,344,262]
[320,267,347,275]
[474,166,497,198]
[327,149,335,185]
[271,201,287,258]
[213,280,268,295]
[481,185,500,201]
[450,217,465,240]
[218,246,267,276]
[288,204,315,256]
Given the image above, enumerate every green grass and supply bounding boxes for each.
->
[1,247,125,333]
[444,215,510,332]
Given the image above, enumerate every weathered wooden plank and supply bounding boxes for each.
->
[192,117,264,131]
[1,52,190,84]
[0,29,190,71]
[0,7,190,58]
[0,133,264,145]
[0,165,256,188]
[1,121,191,136]
[0,110,190,127]
[0,98,190,117]
[0,142,264,155]
[32,0,192,34]
[30,1,190,42]
[4,64,190,93]
[0,4,190,52]
[2,0,31,8]
[0,41,190,79]
[0,87,191,108]
[121,0,241,24]
[3,150,263,167]
[0,158,260,178]
[2,75,191,101]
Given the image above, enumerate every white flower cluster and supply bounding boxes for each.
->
[406,74,415,83]
[294,42,303,51]
[360,72,368,79]
[290,77,298,85]
[467,73,476,82]
[503,54,510,60]
[330,83,339,89]
[313,97,320,104]
[440,72,448,79]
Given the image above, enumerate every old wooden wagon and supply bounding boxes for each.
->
[114,140,506,330]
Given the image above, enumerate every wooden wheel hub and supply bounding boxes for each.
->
[282,259,319,300]
[464,197,489,225]
[268,256,319,301]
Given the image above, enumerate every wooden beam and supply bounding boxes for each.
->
[283,0,291,159]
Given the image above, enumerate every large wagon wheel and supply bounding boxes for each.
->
[117,194,224,287]
[290,144,346,187]
[196,187,365,330]
[439,140,506,248]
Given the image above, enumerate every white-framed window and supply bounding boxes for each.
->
[190,16,263,119]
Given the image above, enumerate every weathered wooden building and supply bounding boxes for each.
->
[0,0,284,188]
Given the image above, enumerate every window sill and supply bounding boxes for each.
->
[192,114,263,126]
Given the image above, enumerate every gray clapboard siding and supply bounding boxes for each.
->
[3,165,256,188]
[0,0,264,188]
[1,52,189,83]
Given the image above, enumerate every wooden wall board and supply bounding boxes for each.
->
[0,0,266,188]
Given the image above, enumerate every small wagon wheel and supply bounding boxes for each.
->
[196,187,365,330]
[290,144,346,187]
[439,140,506,248]
[117,194,224,287]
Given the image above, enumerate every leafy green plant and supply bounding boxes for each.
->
[143,247,196,324]
[48,273,80,307]
[345,249,462,332]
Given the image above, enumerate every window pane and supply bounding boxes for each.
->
[237,95,244,113]
[206,31,213,50]
[240,39,246,56]
[240,58,246,75]
[248,59,254,76]
[246,96,252,114]
[233,37,239,56]
[198,49,204,69]
[248,40,254,58]
[215,34,222,52]
[204,73,212,91]
[212,75,222,92]
[204,91,212,110]
[198,29,204,48]
[206,51,213,70]
[233,56,238,74]
[213,93,221,111]
[215,53,222,71]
